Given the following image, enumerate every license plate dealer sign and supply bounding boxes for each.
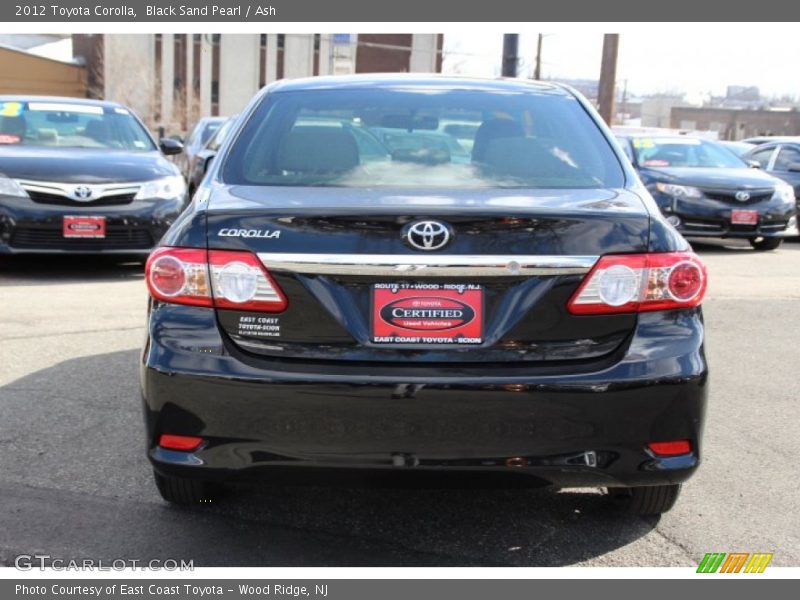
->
[731,209,758,225]
[372,283,483,345]
[63,216,106,238]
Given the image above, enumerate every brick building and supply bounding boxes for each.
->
[671,106,800,140]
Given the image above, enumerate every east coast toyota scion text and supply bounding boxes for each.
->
[141,76,708,515]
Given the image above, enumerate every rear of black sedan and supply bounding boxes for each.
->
[0,97,186,256]
[141,76,709,515]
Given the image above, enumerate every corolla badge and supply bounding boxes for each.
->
[735,191,751,202]
[72,185,93,201]
[403,220,451,251]
[218,229,281,239]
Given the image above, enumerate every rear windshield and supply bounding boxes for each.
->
[222,88,624,189]
[0,100,155,151]
[632,137,746,168]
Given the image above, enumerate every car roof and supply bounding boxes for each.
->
[748,139,800,148]
[616,134,713,143]
[196,116,228,125]
[268,74,572,95]
[0,95,127,109]
[744,136,800,143]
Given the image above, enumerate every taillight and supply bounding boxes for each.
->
[208,250,287,312]
[567,252,707,315]
[145,247,211,307]
[145,247,287,312]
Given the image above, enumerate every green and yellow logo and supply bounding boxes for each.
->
[697,552,773,573]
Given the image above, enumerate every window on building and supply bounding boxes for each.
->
[211,34,220,116]
[154,34,163,123]
[173,34,188,130]
[260,34,267,88]
[192,35,201,122]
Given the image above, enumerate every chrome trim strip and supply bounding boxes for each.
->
[258,253,598,277]
[16,179,142,201]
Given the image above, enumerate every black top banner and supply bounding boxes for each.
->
[3,0,800,22]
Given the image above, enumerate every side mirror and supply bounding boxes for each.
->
[171,134,185,144]
[787,162,800,173]
[746,159,761,169]
[159,138,183,156]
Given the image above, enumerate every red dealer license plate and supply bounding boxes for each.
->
[371,283,483,345]
[731,209,758,225]
[63,216,106,238]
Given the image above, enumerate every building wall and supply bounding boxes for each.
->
[283,34,315,79]
[355,34,412,73]
[671,106,800,140]
[75,33,443,133]
[103,35,155,126]
[0,46,86,97]
[218,34,260,116]
[409,34,438,72]
[641,98,685,128]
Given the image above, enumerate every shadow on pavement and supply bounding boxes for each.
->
[0,254,144,285]
[0,350,659,567]
[690,236,800,255]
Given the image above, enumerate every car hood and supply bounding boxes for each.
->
[640,166,779,190]
[0,148,177,183]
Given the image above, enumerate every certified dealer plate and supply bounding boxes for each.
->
[63,216,106,238]
[371,283,483,345]
[731,209,758,225]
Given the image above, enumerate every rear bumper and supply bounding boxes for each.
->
[141,304,708,488]
[652,191,797,238]
[0,194,184,255]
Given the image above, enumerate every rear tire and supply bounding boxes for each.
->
[749,237,782,251]
[608,484,682,516]
[153,471,216,505]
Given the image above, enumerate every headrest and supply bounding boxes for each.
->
[84,119,110,142]
[277,126,359,173]
[483,137,571,179]
[471,118,524,162]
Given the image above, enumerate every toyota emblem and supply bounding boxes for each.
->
[73,185,93,201]
[735,191,751,202]
[404,220,451,251]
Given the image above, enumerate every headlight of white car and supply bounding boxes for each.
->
[774,183,795,204]
[0,175,28,198]
[134,175,186,201]
[655,182,703,199]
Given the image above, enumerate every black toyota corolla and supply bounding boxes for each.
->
[616,134,797,251]
[0,96,186,256]
[141,75,708,515]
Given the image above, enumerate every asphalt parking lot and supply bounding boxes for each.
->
[1,240,798,567]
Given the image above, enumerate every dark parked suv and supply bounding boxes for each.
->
[141,75,709,515]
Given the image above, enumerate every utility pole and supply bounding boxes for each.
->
[597,33,619,125]
[534,33,543,80]
[501,34,519,77]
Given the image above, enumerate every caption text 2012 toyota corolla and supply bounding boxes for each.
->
[141,75,708,515]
